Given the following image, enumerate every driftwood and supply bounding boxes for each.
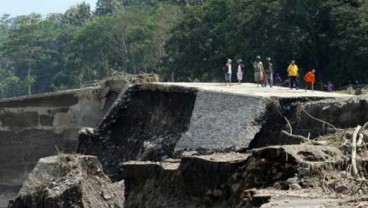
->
[351,125,361,177]
[283,116,293,134]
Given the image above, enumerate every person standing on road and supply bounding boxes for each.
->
[274,73,282,86]
[237,59,244,84]
[287,60,299,89]
[264,57,273,87]
[325,81,334,92]
[224,59,232,86]
[304,69,316,91]
[253,56,264,87]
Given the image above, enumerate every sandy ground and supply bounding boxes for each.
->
[256,188,368,208]
[159,82,352,98]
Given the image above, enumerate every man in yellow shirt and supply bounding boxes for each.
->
[287,60,299,89]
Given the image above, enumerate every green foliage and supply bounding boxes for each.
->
[95,0,123,16]
[1,0,368,97]
[163,0,368,85]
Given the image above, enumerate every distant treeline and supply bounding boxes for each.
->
[0,0,367,97]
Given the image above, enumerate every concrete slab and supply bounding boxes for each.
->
[175,90,267,151]
[159,82,351,98]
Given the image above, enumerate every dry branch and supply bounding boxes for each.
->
[280,130,309,143]
[301,108,342,131]
[351,125,362,177]
[283,116,293,134]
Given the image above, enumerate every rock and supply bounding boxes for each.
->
[335,184,349,193]
[289,183,302,190]
[101,191,112,200]
[181,151,198,157]
[212,189,223,197]
[339,171,348,178]
[99,87,111,98]
[232,183,241,193]
[355,88,362,95]
[9,155,124,208]
[232,172,240,181]
[273,182,283,190]
[286,176,299,185]
[297,165,310,178]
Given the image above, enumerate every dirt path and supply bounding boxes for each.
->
[256,189,352,208]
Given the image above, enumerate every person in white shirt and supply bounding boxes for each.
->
[224,59,232,86]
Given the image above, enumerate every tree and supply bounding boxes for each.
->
[63,2,92,26]
[163,0,368,86]
[95,0,123,16]
[2,14,45,95]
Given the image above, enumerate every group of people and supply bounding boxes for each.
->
[224,56,277,87]
[287,60,334,92]
[224,56,334,92]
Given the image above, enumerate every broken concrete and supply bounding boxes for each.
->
[175,90,267,152]
[77,83,363,179]
[0,74,158,206]
[78,84,198,179]
[123,153,248,208]
[0,88,121,205]
[74,83,367,207]
[9,155,124,208]
[122,145,344,208]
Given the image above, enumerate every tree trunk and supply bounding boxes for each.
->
[28,61,31,96]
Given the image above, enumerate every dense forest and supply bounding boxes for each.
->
[0,0,367,97]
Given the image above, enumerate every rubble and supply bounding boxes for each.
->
[9,154,124,208]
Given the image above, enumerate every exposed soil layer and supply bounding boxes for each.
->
[78,84,198,180]
[9,155,124,208]
[122,145,344,208]
[250,97,368,148]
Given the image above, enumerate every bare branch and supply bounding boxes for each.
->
[351,125,362,177]
[301,108,343,131]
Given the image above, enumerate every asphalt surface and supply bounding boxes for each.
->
[159,82,351,98]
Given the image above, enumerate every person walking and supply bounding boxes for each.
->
[287,60,299,89]
[237,59,244,84]
[304,69,315,91]
[224,59,232,86]
[265,57,273,87]
[253,56,264,87]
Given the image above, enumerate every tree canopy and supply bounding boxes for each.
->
[0,0,367,97]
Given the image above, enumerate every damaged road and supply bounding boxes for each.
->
[8,82,368,208]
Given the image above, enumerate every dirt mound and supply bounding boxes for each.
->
[9,154,124,208]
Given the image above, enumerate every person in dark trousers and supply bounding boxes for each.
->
[224,59,232,86]
[287,60,299,89]
[304,69,315,91]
